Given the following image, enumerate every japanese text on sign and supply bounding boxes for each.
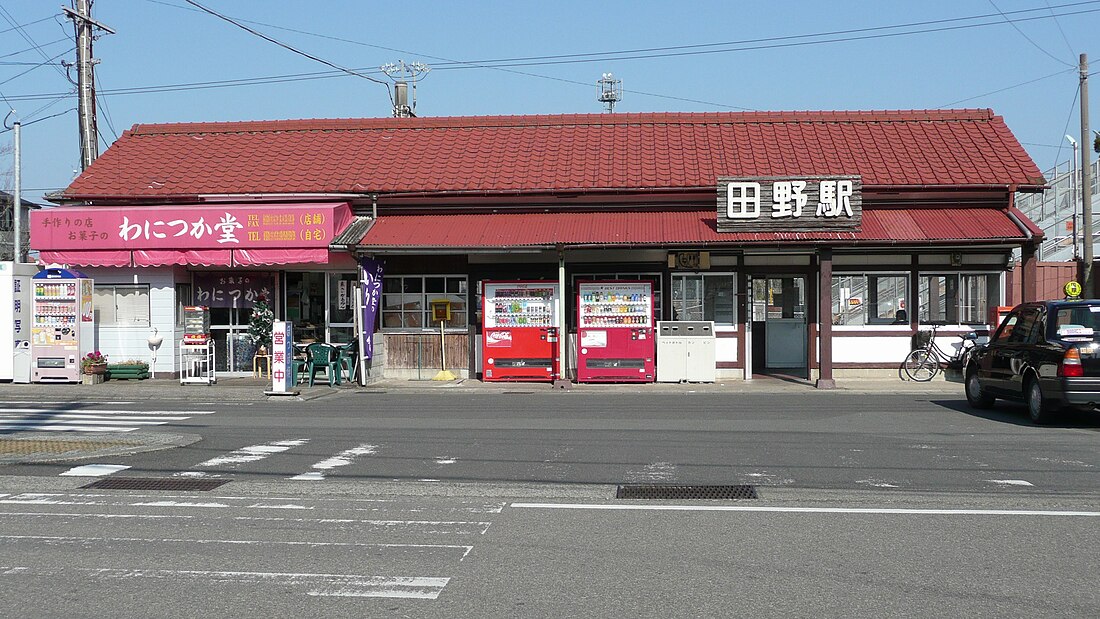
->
[716,176,862,233]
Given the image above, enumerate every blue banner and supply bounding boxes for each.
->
[360,257,384,359]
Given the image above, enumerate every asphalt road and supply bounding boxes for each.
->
[3,391,1099,493]
[1,391,1099,617]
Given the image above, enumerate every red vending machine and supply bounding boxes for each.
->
[482,281,560,382]
[576,280,655,382]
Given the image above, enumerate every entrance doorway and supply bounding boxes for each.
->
[748,276,808,377]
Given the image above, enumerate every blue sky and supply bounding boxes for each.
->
[2,0,1098,206]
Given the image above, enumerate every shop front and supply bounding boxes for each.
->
[30,202,360,375]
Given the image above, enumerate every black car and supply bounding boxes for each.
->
[965,299,1100,423]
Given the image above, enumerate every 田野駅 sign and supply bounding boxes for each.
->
[716,176,862,232]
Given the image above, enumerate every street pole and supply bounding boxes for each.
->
[12,120,21,262]
[1080,53,1094,295]
[1067,135,1079,262]
[63,0,114,171]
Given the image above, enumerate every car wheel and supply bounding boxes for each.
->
[1025,377,1056,425]
[965,369,995,409]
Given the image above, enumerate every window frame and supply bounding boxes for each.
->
[832,272,910,327]
[94,283,151,327]
[918,271,1003,326]
[669,271,738,327]
[381,274,468,332]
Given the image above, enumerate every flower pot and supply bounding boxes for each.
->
[84,363,108,375]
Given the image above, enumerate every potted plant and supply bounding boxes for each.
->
[248,295,274,354]
[81,351,108,375]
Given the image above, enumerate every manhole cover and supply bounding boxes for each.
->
[81,477,229,491]
[616,484,759,500]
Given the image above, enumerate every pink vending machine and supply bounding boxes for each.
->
[576,280,655,382]
[31,267,94,383]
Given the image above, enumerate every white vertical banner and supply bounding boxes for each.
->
[271,321,294,392]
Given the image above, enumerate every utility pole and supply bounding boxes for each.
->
[1081,53,1094,295]
[380,61,430,118]
[63,0,115,171]
[12,120,21,262]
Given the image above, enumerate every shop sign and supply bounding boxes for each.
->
[31,203,351,250]
[271,321,294,393]
[667,251,711,270]
[192,272,275,309]
[716,176,862,232]
[360,257,384,359]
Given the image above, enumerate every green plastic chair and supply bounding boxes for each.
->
[306,343,338,387]
[335,341,358,384]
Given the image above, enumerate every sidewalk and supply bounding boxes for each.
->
[0,373,966,402]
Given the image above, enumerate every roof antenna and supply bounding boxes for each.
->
[597,73,622,113]
[381,60,430,118]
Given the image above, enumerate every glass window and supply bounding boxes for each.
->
[174,283,192,327]
[93,284,150,327]
[920,273,1000,325]
[327,272,358,326]
[382,275,468,330]
[671,273,736,326]
[993,312,1019,343]
[832,274,908,325]
[572,272,662,325]
[1007,308,1039,344]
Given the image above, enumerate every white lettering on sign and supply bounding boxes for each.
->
[725,182,761,219]
[771,180,807,218]
[816,180,854,218]
[117,213,242,242]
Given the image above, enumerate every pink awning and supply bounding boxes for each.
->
[39,250,131,267]
[133,250,233,267]
[234,248,328,266]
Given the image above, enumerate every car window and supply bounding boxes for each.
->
[1007,309,1039,344]
[993,313,1020,343]
[1053,305,1100,335]
[1028,312,1046,344]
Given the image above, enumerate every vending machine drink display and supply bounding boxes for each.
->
[482,281,560,381]
[30,267,94,383]
[576,280,655,382]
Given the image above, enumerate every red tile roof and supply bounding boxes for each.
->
[356,207,1033,249]
[62,110,1044,200]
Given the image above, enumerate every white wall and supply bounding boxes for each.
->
[82,267,178,374]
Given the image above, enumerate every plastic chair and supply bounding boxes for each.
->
[306,343,338,387]
[335,341,358,384]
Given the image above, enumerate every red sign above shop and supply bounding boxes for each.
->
[31,203,354,251]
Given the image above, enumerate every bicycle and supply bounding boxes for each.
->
[902,324,979,382]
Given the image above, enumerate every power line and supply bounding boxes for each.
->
[0,14,56,34]
[0,47,76,88]
[181,0,393,105]
[0,38,70,59]
[0,107,74,134]
[937,68,1075,107]
[1043,0,1078,56]
[987,0,1075,67]
[0,4,69,81]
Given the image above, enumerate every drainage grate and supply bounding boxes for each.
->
[616,484,759,500]
[80,477,229,491]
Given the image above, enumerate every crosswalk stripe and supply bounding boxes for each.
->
[291,443,378,481]
[0,424,138,432]
[192,439,310,468]
[0,419,166,427]
[0,408,214,415]
[0,414,190,421]
[59,464,131,477]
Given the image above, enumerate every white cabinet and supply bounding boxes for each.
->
[656,321,716,383]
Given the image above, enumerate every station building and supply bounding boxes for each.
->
[32,109,1046,385]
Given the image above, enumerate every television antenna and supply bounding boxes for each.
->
[381,60,430,118]
[596,73,622,113]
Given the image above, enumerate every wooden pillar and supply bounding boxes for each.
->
[1021,242,1038,302]
[816,248,835,389]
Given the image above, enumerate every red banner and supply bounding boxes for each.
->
[31,203,353,251]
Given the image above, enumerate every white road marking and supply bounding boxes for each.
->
[0,401,135,406]
[291,444,377,481]
[194,439,309,468]
[985,479,1035,486]
[0,534,474,558]
[58,464,131,477]
[510,503,1100,516]
[0,512,490,533]
[0,414,190,422]
[0,419,167,427]
[855,479,900,488]
[0,493,506,514]
[130,501,231,508]
[0,567,449,599]
[0,424,137,432]
[0,408,213,415]
[434,458,456,465]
